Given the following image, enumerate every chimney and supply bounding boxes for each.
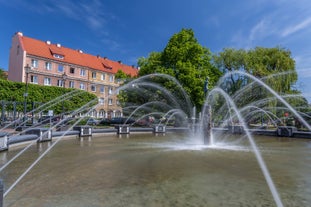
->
[103,57,107,59]
[78,49,83,53]
[118,60,122,64]
[56,43,61,47]
[16,32,23,36]
[46,40,51,45]
[97,54,100,58]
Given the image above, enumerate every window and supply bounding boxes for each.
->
[108,99,113,105]
[31,59,38,68]
[30,75,38,84]
[108,87,113,95]
[109,75,114,82]
[99,98,104,105]
[70,67,75,74]
[92,72,96,79]
[100,86,105,94]
[44,77,51,86]
[116,100,120,105]
[45,62,52,70]
[80,83,86,90]
[69,81,74,88]
[91,85,96,92]
[57,79,64,87]
[53,54,64,59]
[58,64,64,73]
[80,69,86,76]
[101,73,105,81]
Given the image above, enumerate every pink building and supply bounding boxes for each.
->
[8,32,138,118]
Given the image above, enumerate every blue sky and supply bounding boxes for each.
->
[1,0,311,102]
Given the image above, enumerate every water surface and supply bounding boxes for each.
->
[1,133,310,207]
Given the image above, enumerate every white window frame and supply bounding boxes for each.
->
[91,85,96,92]
[53,54,64,59]
[69,81,74,88]
[109,75,114,82]
[31,59,38,68]
[57,79,64,87]
[108,87,113,95]
[80,69,86,76]
[45,62,52,70]
[100,86,105,94]
[99,98,104,105]
[44,77,51,86]
[108,99,113,105]
[101,73,105,81]
[80,83,86,90]
[30,75,38,84]
[92,72,96,79]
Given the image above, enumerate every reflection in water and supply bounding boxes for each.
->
[1,133,311,207]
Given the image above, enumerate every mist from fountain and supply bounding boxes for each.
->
[199,71,311,207]
[219,71,311,130]
[118,73,194,120]
[1,98,99,197]
[202,87,283,207]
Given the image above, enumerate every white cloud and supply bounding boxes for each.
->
[281,17,311,37]
[3,0,110,32]
[249,19,269,43]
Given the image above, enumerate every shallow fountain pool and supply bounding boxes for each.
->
[1,133,311,207]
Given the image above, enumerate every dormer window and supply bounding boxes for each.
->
[50,48,64,59]
[102,63,112,70]
[53,54,64,59]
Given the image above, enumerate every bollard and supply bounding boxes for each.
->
[116,125,130,134]
[25,128,52,142]
[0,133,8,151]
[73,126,92,137]
[153,125,166,133]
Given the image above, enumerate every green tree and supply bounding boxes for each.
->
[213,47,297,94]
[0,68,8,80]
[0,79,97,115]
[213,47,309,123]
[138,28,222,111]
[246,47,296,93]
[115,69,131,80]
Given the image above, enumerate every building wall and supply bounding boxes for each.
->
[7,32,130,118]
[8,32,24,82]
[87,69,122,117]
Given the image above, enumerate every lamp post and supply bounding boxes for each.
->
[23,64,31,126]
[62,72,67,119]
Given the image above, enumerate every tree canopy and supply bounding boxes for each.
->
[213,47,309,117]
[0,79,97,115]
[213,47,297,94]
[138,28,222,111]
[0,68,8,80]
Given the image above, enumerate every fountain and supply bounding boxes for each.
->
[0,72,310,206]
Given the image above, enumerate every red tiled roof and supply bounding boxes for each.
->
[19,35,138,77]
